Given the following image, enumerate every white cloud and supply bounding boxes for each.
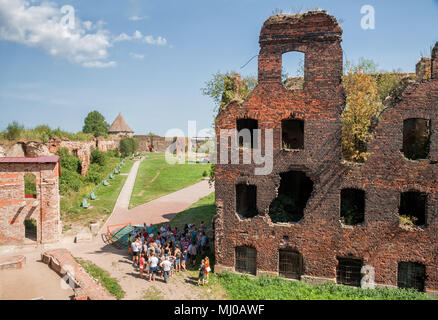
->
[129,15,147,21]
[129,52,145,60]
[114,30,167,46]
[113,32,132,42]
[114,30,145,42]
[82,61,117,68]
[0,0,115,68]
[144,35,167,46]
[133,30,143,39]
[0,0,168,67]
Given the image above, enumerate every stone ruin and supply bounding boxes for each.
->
[214,11,438,294]
[0,156,61,245]
[0,133,119,177]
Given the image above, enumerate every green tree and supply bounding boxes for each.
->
[375,71,414,103]
[201,72,257,116]
[119,137,139,157]
[344,57,379,75]
[82,111,109,137]
[5,121,24,141]
[91,148,107,166]
[342,65,381,162]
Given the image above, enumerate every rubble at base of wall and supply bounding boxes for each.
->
[214,264,234,274]
[41,248,116,300]
[300,275,337,286]
[0,254,26,270]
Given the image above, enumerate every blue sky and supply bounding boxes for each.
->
[0,0,437,136]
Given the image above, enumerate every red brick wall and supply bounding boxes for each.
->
[214,11,438,293]
[432,42,438,80]
[0,162,61,244]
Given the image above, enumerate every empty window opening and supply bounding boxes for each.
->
[282,51,305,90]
[340,189,365,225]
[24,218,37,241]
[398,262,426,292]
[402,119,431,160]
[24,173,37,199]
[279,250,303,280]
[337,257,363,287]
[237,118,258,149]
[236,184,258,219]
[268,171,314,223]
[399,192,427,227]
[235,246,257,276]
[282,119,304,149]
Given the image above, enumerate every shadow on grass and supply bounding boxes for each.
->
[184,276,199,286]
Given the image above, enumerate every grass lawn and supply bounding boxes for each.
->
[168,193,216,230]
[61,158,135,227]
[75,257,125,300]
[129,153,210,209]
[214,272,433,300]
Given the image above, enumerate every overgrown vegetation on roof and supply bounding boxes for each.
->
[0,123,94,143]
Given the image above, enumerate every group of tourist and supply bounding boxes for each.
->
[127,222,212,285]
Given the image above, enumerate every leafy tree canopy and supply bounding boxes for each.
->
[83,111,109,138]
[201,71,257,116]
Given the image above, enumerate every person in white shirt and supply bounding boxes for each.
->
[187,242,197,266]
[148,254,159,282]
[132,238,141,266]
[160,256,172,283]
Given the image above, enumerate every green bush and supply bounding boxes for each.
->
[5,121,24,141]
[107,149,120,158]
[0,124,94,143]
[24,174,37,196]
[57,148,82,174]
[85,163,105,184]
[119,137,139,157]
[216,272,432,300]
[24,219,37,235]
[59,169,84,195]
[91,148,107,166]
[269,194,301,223]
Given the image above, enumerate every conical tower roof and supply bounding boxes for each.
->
[108,113,134,133]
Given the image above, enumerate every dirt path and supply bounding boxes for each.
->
[0,258,74,300]
[68,240,226,300]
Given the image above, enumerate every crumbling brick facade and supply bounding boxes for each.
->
[48,138,95,176]
[214,11,438,294]
[135,135,189,153]
[0,157,61,245]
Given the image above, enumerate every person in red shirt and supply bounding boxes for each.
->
[205,256,211,283]
[139,253,145,279]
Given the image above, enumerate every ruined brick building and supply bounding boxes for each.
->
[0,157,61,245]
[214,11,438,294]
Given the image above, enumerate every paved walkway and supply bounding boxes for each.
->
[113,157,144,211]
[103,157,214,229]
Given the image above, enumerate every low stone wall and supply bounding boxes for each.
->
[42,249,115,300]
[97,138,119,152]
[0,141,51,158]
[0,255,26,270]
